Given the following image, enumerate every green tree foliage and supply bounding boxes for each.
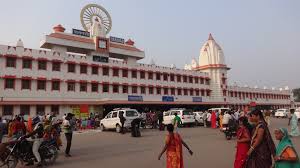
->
[293,88,300,102]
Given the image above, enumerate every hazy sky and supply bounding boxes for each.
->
[0,0,299,88]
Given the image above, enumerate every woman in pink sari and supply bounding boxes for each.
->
[234,117,251,168]
[158,124,193,168]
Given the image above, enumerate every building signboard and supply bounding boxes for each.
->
[162,96,174,102]
[72,29,90,37]
[110,36,125,44]
[192,97,202,102]
[128,95,143,101]
[93,55,109,63]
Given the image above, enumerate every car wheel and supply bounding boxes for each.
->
[116,124,121,133]
[100,124,105,131]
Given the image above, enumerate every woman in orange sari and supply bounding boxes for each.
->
[158,124,193,168]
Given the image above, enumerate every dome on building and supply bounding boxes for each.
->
[198,33,225,67]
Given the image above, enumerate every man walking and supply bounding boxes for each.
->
[119,111,126,134]
[173,113,182,132]
[63,113,75,157]
[202,111,208,128]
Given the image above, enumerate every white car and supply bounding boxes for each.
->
[193,112,204,125]
[163,108,196,126]
[208,108,230,114]
[295,108,300,120]
[275,109,289,118]
[100,108,140,132]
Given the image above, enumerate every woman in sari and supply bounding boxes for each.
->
[274,128,300,168]
[234,117,251,168]
[158,124,193,168]
[245,109,276,168]
[288,109,300,137]
[211,111,217,129]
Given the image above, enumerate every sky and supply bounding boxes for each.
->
[0,0,299,89]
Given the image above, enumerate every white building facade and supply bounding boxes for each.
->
[0,4,292,118]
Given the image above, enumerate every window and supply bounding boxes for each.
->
[103,84,109,93]
[52,62,61,71]
[163,73,168,81]
[113,85,119,93]
[200,78,204,84]
[131,70,137,78]
[190,89,194,96]
[80,65,87,74]
[37,80,46,90]
[6,57,16,68]
[5,78,15,89]
[68,82,76,91]
[201,90,205,96]
[195,77,199,84]
[132,86,138,94]
[36,105,45,116]
[140,71,145,79]
[21,79,31,90]
[38,60,47,70]
[207,90,211,97]
[112,112,118,118]
[122,69,128,77]
[164,88,169,95]
[156,87,161,95]
[52,81,60,91]
[20,105,30,116]
[183,76,187,83]
[140,86,146,94]
[113,68,119,77]
[80,83,87,92]
[171,88,175,95]
[3,105,13,116]
[177,89,182,95]
[91,83,98,92]
[170,74,175,82]
[68,63,76,73]
[122,85,128,93]
[189,76,193,83]
[184,89,188,96]
[51,105,59,115]
[149,87,154,94]
[22,59,32,69]
[92,66,98,75]
[205,79,210,85]
[196,90,200,96]
[156,73,161,80]
[148,72,153,80]
[102,67,109,76]
[177,75,181,82]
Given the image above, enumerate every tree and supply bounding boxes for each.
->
[292,88,300,102]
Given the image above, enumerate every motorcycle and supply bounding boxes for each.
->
[223,119,238,140]
[0,138,58,168]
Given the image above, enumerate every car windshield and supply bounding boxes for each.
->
[125,110,138,117]
[277,109,285,112]
[183,110,193,115]
[164,112,170,116]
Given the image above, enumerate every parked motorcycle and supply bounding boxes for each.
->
[0,138,58,168]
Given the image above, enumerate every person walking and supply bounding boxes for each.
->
[158,111,164,131]
[63,113,75,157]
[274,128,300,168]
[211,111,217,129]
[288,109,300,137]
[234,117,251,168]
[245,109,276,168]
[158,124,193,168]
[265,110,271,126]
[119,111,126,134]
[206,112,212,127]
[0,117,5,143]
[173,113,182,132]
[203,111,208,128]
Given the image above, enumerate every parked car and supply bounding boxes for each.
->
[163,108,196,126]
[100,108,140,133]
[274,109,289,118]
[208,108,230,114]
[193,112,204,125]
[295,108,300,120]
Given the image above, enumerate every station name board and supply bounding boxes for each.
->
[128,95,143,101]
[192,97,202,102]
[110,36,125,44]
[162,96,174,102]
[72,29,90,37]
[93,55,109,63]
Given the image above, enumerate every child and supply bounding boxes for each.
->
[234,117,251,168]
[274,128,300,168]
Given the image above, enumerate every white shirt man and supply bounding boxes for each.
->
[207,113,212,122]
[222,113,232,125]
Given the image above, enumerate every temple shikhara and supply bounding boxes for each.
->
[0,4,295,118]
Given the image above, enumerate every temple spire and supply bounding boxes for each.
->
[208,33,214,41]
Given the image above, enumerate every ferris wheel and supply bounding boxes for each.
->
[80,4,112,35]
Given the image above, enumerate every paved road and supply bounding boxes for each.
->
[14,118,300,168]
